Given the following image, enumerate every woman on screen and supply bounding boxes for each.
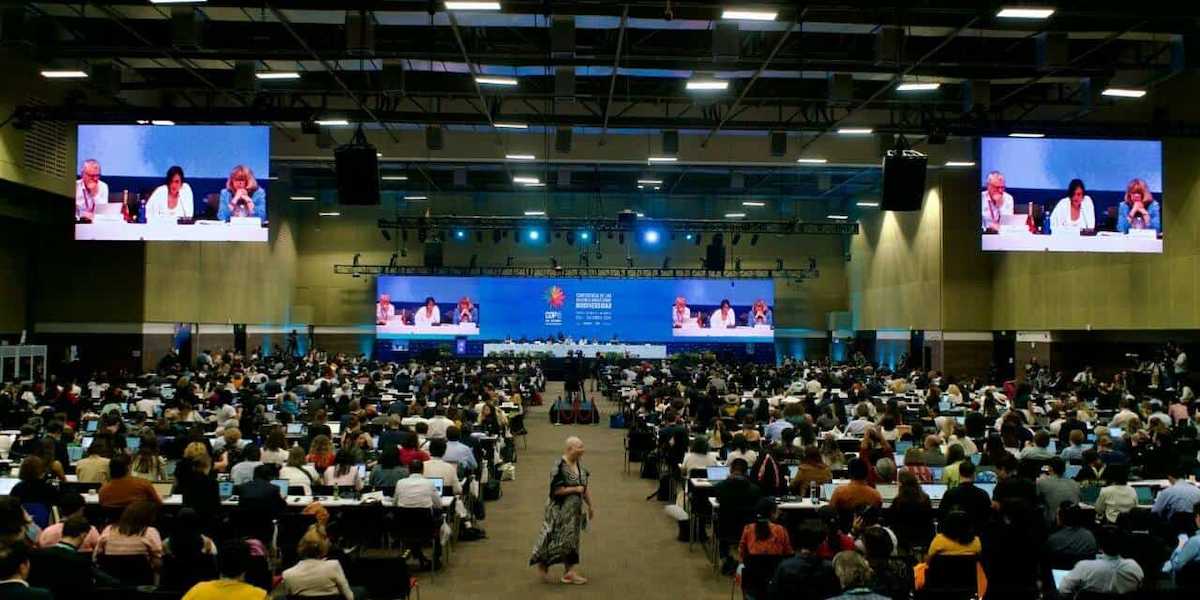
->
[217,165,266,222]
[376,294,395,325]
[749,299,773,326]
[414,296,441,327]
[454,297,477,324]
[1116,178,1161,234]
[145,165,194,222]
[1049,178,1096,232]
[711,299,737,329]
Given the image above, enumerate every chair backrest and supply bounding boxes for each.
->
[925,554,979,592]
[741,553,785,595]
[97,553,155,586]
[21,502,51,529]
[391,506,437,537]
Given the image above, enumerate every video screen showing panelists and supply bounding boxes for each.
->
[979,137,1163,253]
[74,125,271,242]
[668,279,775,339]
[375,277,481,337]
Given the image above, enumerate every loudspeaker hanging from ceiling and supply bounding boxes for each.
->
[880,136,927,211]
[335,125,380,206]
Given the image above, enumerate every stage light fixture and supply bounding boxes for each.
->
[492,230,502,244]
[475,231,483,243]
[643,230,661,244]
[685,233,694,241]
[381,229,391,241]
[580,231,591,242]
[618,232,625,244]
[750,234,759,246]
[566,231,575,245]
[455,230,467,240]
[527,229,541,242]
[732,233,741,245]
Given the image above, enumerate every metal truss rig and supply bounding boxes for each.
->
[376,215,859,235]
[333,264,818,279]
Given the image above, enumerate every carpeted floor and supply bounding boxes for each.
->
[417,381,730,599]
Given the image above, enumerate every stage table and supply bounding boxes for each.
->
[377,322,480,336]
[76,221,269,242]
[671,325,774,338]
[982,233,1162,253]
[483,342,667,358]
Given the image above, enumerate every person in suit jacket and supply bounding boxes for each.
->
[0,541,53,600]
[29,516,114,599]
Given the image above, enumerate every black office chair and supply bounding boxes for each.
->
[276,512,319,568]
[96,554,155,587]
[389,507,441,579]
[740,554,785,600]
[920,554,979,600]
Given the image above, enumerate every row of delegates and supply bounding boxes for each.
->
[74,159,265,222]
[376,295,478,326]
[981,171,1160,233]
[672,297,774,328]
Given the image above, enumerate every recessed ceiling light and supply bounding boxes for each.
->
[827,214,849,220]
[721,9,778,21]
[1008,132,1045,138]
[647,156,677,163]
[637,179,663,185]
[40,70,88,79]
[506,154,535,161]
[381,175,408,181]
[149,0,206,4]
[445,1,501,9]
[494,122,528,129]
[742,201,765,207]
[896,82,941,92]
[1101,88,1147,98]
[725,212,746,218]
[524,182,546,187]
[476,76,518,86]
[524,210,546,216]
[376,152,383,158]
[837,127,874,135]
[150,120,175,126]
[405,195,428,200]
[796,158,828,164]
[318,211,340,216]
[255,72,301,80]
[512,176,540,184]
[314,119,350,126]
[945,161,977,167]
[290,196,315,201]
[996,7,1055,19]
[686,80,729,91]
[636,212,645,218]
[856,202,880,207]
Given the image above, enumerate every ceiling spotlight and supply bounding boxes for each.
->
[580,231,591,242]
[643,230,661,244]
[996,7,1055,18]
[40,70,89,79]
[721,9,778,21]
[686,80,729,91]
[837,127,874,135]
[827,214,850,220]
[524,182,546,187]
[1008,132,1045,138]
[685,233,694,241]
[289,195,315,201]
[512,176,540,184]
[445,1,502,9]
[494,122,528,129]
[523,210,546,216]
[476,76,519,86]
[796,158,828,164]
[527,229,541,241]
[455,230,467,240]
[725,212,746,218]
[896,82,941,92]
[318,211,341,217]
[945,161,977,167]
[381,175,408,181]
[637,179,663,185]
[314,119,350,126]
[506,153,536,161]
[1101,88,1147,99]
[255,71,301,80]
[742,201,765,207]
[856,201,881,207]
[647,156,678,163]
[731,233,741,246]
[404,195,428,200]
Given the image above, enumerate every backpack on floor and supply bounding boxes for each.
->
[483,479,502,501]
[640,450,660,479]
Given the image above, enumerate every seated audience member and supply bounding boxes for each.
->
[442,426,478,473]
[726,434,759,469]
[306,435,337,472]
[236,464,287,525]
[714,458,764,573]
[938,460,991,524]
[29,516,111,599]
[74,442,111,484]
[130,432,167,481]
[392,460,442,570]
[280,446,321,495]
[94,501,164,571]
[1152,465,1200,522]
[98,454,162,509]
[1166,502,1200,577]
[1036,457,1081,526]
[681,437,719,473]
[161,508,218,592]
[828,551,889,600]
[829,458,883,516]
[1043,502,1097,567]
[1058,527,1144,596]
[181,540,268,600]
[739,497,793,599]
[369,448,409,490]
[1094,466,1137,524]
[887,471,935,551]
[921,435,947,467]
[426,439,461,488]
[815,506,856,560]
[940,444,966,487]
[1059,429,1087,463]
[874,457,897,484]
[0,541,53,600]
[789,446,833,496]
[768,524,839,600]
[862,525,912,600]
[36,493,100,552]
[398,432,431,466]
[261,429,289,465]
[322,449,363,490]
[925,510,981,561]
[277,527,355,600]
[899,447,933,483]
[1074,449,1107,484]
[10,458,57,508]
[230,444,263,486]
[1019,431,1056,461]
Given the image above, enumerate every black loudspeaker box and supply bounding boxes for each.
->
[704,238,726,271]
[880,150,927,211]
[423,241,444,268]
[335,144,381,205]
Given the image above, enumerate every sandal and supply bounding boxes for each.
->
[561,574,588,585]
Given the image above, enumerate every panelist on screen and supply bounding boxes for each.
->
[414,297,441,327]
[217,164,266,222]
[749,298,773,327]
[1116,178,1161,234]
[981,170,1014,232]
[146,165,194,222]
[711,299,737,329]
[1049,178,1096,232]
[376,294,395,325]
[453,297,478,324]
[75,158,109,221]
[671,296,691,328]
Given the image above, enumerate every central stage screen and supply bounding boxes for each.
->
[374,276,775,343]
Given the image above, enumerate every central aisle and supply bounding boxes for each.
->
[420,381,730,599]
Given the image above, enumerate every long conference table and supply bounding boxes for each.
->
[483,342,668,358]
[982,233,1162,253]
[75,221,269,242]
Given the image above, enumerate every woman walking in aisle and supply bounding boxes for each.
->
[530,436,595,584]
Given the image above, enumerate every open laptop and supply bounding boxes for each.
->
[126,436,141,452]
[1052,569,1070,591]
[706,466,730,482]
[1135,486,1154,506]
[975,483,996,498]
[819,483,836,500]
[1064,464,1082,479]
[218,481,235,500]
[67,445,84,463]
[286,423,305,435]
[876,484,899,502]
[327,422,342,436]
[894,441,913,456]
[921,484,948,501]
[787,465,799,480]
[85,420,99,433]
[429,477,445,496]
[930,467,944,481]
[271,479,289,498]
[0,478,19,496]
[80,437,93,450]
[152,483,174,498]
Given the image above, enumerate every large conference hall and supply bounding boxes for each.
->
[1,2,1199,599]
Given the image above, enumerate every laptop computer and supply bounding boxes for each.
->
[1052,569,1070,591]
[894,441,913,455]
[152,483,174,498]
[787,465,799,480]
[85,420,99,433]
[67,445,84,463]
[327,423,342,436]
[80,437,93,450]
[1064,464,1082,479]
[970,453,982,465]
[706,466,730,482]
[819,483,836,500]
[126,436,141,452]
[429,477,445,496]
[1135,486,1154,506]
[975,483,996,498]
[921,484,948,501]
[218,481,235,500]
[286,423,304,435]
[876,484,899,502]
[930,467,944,481]
[271,479,289,498]
[0,478,19,495]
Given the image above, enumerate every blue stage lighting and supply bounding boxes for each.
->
[643,229,660,244]
[455,230,466,240]
[527,229,541,241]
[580,231,591,241]
[685,233,694,241]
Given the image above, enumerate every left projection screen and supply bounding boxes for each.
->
[74,125,271,242]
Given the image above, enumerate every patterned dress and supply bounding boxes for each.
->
[529,458,589,567]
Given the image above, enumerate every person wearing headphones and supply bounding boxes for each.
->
[75,159,109,221]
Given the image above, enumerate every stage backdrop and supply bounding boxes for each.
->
[375,276,775,343]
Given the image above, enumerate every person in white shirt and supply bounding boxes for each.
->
[980,170,1014,232]
[135,396,160,417]
[711,299,737,329]
[145,165,194,222]
[393,463,442,509]
[413,297,442,327]
[426,410,454,440]
[376,294,395,325]
[75,158,109,220]
[671,296,691,328]
[280,447,320,495]
[1049,178,1096,232]
[424,440,462,495]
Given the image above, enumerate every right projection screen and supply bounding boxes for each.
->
[979,137,1162,253]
